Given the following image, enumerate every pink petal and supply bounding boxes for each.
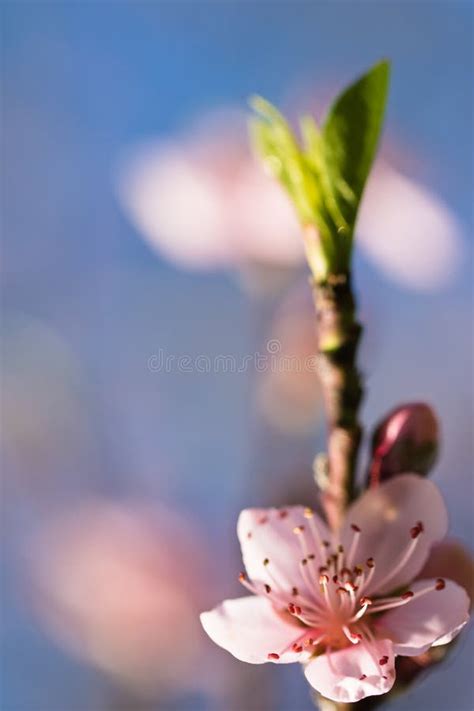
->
[376,579,470,656]
[304,638,395,703]
[341,474,448,595]
[200,595,309,664]
[237,507,331,597]
[417,539,474,609]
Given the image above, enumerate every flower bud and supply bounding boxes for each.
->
[368,403,439,485]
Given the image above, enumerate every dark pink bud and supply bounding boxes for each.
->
[368,403,439,486]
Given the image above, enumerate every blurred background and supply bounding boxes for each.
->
[1,2,473,710]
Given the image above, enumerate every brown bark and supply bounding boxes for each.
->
[312,272,363,531]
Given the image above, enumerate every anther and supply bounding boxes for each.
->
[360,596,373,606]
[292,644,303,653]
[278,510,288,519]
[320,574,329,585]
[366,558,375,568]
[247,531,252,539]
[288,603,296,614]
[238,571,246,582]
[294,605,302,615]
[322,540,330,548]
[293,525,305,535]
[359,674,367,681]
[305,638,314,647]
[301,558,308,566]
[308,553,315,560]
[267,653,280,660]
[351,523,361,532]
[379,656,389,666]
[319,566,328,574]
[354,565,363,576]
[436,578,446,590]
[259,516,268,525]
[264,584,271,594]
[410,522,423,539]
[401,591,414,600]
[338,544,344,553]
[263,558,270,566]
[332,575,339,584]
[292,586,299,596]
[304,507,314,519]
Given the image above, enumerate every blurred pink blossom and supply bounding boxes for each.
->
[116,109,464,290]
[28,500,213,696]
[201,475,470,703]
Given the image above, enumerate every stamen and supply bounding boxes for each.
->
[410,521,424,539]
[294,525,322,594]
[372,527,423,593]
[357,558,376,595]
[366,591,419,614]
[342,625,361,644]
[347,524,362,568]
[238,571,258,595]
[350,598,372,622]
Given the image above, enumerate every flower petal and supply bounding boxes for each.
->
[376,579,470,656]
[341,474,448,595]
[304,639,395,703]
[417,539,474,610]
[200,595,309,664]
[237,506,331,598]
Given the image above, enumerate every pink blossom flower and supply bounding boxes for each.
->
[200,474,470,703]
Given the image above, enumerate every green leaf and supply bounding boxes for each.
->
[322,59,390,231]
[249,60,390,278]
